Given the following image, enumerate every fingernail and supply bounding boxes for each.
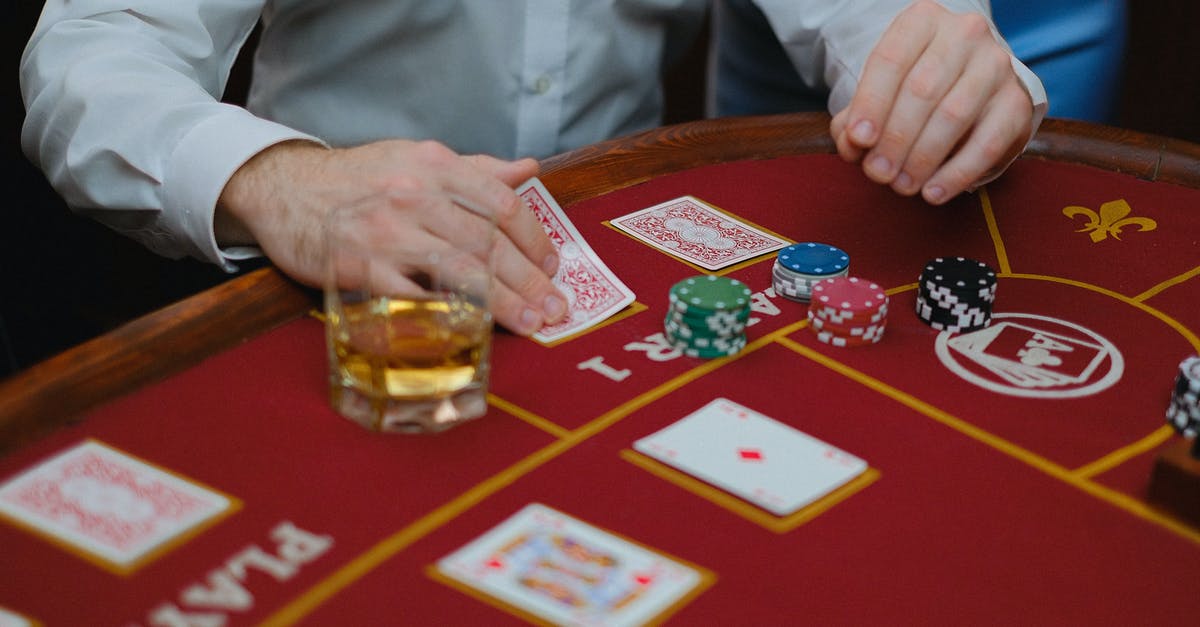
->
[868,155,892,179]
[895,172,913,193]
[544,294,567,320]
[852,120,875,143]
[543,253,559,276]
[925,185,945,204]
[520,307,541,332]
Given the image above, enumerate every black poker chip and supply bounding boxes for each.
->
[915,256,997,333]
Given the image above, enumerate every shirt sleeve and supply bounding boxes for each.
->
[20,1,323,270]
[750,0,1048,146]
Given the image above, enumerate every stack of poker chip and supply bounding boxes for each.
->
[772,242,850,303]
[806,276,889,347]
[1166,355,1200,440]
[915,257,997,333]
[665,275,752,359]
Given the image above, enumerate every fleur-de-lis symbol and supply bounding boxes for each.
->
[1063,199,1156,243]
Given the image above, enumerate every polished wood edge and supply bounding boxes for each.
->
[0,267,316,454]
[1026,118,1200,188]
[540,113,836,205]
[540,113,1200,202]
[4,113,1199,455]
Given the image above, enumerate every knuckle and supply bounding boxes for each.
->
[904,150,939,177]
[879,126,911,152]
[959,13,991,39]
[910,0,938,17]
[906,62,943,103]
[868,44,907,72]
[977,135,1009,164]
[382,173,425,194]
[940,164,973,191]
[987,46,1012,73]
[493,195,524,224]
[935,94,973,128]
[513,270,548,301]
[412,139,456,165]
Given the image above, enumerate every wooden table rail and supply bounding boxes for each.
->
[2,113,1198,455]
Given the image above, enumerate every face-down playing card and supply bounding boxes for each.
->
[610,196,788,270]
[0,440,235,571]
[517,177,636,343]
[435,503,705,626]
[634,398,867,517]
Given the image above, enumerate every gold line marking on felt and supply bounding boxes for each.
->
[1073,425,1176,480]
[530,301,649,348]
[620,449,880,534]
[1133,265,1200,303]
[261,436,583,627]
[776,336,1200,546]
[1001,273,1200,352]
[979,187,1013,276]
[265,321,801,624]
[487,394,571,440]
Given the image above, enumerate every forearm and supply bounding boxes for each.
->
[20,1,318,268]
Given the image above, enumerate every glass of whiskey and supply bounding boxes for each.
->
[323,190,496,433]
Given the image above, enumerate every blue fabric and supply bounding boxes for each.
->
[992,0,1128,121]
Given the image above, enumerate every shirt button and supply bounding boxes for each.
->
[533,75,552,94]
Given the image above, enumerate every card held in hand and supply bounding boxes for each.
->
[435,503,705,626]
[634,398,867,516]
[610,196,788,270]
[0,440,235,571]
[517,178,636,343]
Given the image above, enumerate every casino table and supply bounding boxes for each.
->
[1,113,1198,626]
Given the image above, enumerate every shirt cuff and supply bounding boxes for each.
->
[162,104,326,271]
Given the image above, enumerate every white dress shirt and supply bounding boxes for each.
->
[21,0,1045,270]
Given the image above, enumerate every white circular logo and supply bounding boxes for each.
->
[934,312,1124,398]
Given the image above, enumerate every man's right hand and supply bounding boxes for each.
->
[215,139,567,336]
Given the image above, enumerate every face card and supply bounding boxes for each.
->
[609,196,788,270]
[517,178,637,343]
[436,503,703,626]
[0,440,234,569]
[634,398,867,516]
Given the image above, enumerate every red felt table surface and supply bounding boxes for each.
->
[1,154,1198,625]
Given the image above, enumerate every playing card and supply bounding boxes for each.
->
[436,503,704,626]
[0,440,234,570]
[634,398,867,516]
[517,178,636,343]
[610,196,788,270]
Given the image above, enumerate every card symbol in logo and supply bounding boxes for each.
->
[935,312,1124,399]
[737,448,764,462]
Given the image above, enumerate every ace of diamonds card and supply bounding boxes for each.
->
[634,398,868,517]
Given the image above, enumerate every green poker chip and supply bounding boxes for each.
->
[664,275,752,359]
[669,275,752,312]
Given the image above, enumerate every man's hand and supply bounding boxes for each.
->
[830,0,1033,204]
[215,139,567,336]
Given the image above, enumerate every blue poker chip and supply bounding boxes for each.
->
[777,242,850,275]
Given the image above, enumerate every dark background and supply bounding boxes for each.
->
[4,1,1199,378]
